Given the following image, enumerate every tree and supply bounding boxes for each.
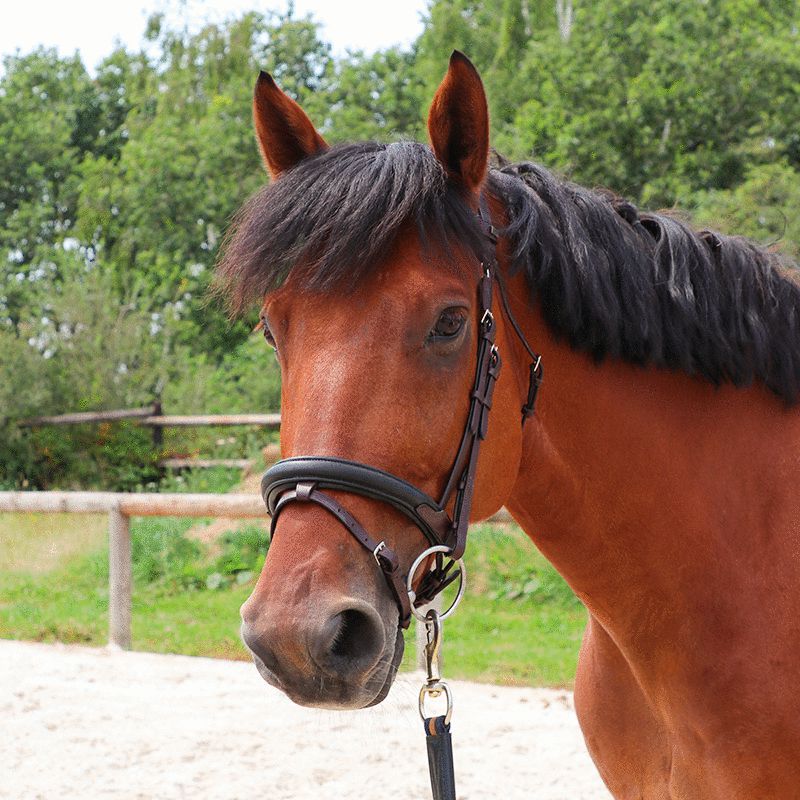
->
[505,0,800,205]
[74,10,335,357]
[312,48,425,142]
[0,50,96,328]
[691,162,800,260]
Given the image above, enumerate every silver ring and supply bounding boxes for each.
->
[419,681,453,725]
[406,544,466,622]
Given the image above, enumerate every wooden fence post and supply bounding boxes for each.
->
[151,400,163,451]
[108,505,132,650]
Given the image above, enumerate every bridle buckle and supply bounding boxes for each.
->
[373,540,387,565]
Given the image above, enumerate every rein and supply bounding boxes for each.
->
[260,195,542,799]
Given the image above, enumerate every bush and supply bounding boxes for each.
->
[0,268,164,488]
[129,469,253,593]
[0,265,281,489]
[209,526,269,589]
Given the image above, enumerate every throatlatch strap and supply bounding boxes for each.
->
[424,716,456,800]
[494,271,543,423]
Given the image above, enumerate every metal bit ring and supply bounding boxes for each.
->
[406,544,466,622]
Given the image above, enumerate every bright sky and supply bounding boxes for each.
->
[1,0,429,72]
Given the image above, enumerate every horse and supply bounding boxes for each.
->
[215,52,800,798]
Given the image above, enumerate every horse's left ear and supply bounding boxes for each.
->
[253,70,328,178]
[427,51,490,193]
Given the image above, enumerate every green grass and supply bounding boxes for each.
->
[426,525,586,685]
[0,472,587,686]
[0,511,107,574]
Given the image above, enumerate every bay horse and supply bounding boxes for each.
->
[216,52,800,798]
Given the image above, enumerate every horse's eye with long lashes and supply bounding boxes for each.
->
[260,318,277,350]
[430,309,466,340]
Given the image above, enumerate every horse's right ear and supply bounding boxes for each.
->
[427,51,489,194]
[253,71,328,178]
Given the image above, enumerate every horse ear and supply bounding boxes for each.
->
[427,51,490,193]
[253,71,328,178]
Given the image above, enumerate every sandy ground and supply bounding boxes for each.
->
[1,639,611,799]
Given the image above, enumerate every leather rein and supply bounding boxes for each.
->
[260,196,543,629]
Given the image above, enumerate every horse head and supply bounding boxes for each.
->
[221,53,532,709]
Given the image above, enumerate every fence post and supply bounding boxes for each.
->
[151,399,163,451]
[108,505,132,650]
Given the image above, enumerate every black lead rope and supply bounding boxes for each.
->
[424,715,456,800]
[419,609,456,800]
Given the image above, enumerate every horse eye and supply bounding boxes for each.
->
[430,309,466,340]
[260,318,277,350]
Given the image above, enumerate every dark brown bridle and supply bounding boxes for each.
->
[260,197,542,629]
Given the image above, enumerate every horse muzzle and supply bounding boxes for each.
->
[240,593,403,709]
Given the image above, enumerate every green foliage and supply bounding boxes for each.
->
[0,268,166,488]
[21,422,161,491]
[1,1,798,490]
[206,527,270,591]
[162,334,281,415]
[129,468,251,591]
[0,246,278,488]
[132,517,202,586]
[73,9,334,359]
[130,519,268,594]
[468,524,580,608]
[500,0,800,205]
[313,48,426,142]
[690,162,800,261]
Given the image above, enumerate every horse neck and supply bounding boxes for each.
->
[501,282,800,633]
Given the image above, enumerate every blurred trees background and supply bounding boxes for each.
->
[1,1,798,488]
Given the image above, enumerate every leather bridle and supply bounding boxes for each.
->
[261,196,543,629]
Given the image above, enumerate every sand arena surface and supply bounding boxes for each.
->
[2,639,611,799]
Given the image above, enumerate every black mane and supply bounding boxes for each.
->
[216,141,800,403]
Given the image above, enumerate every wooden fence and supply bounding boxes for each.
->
[18,405,282,470]
[7,409,511,663]
[0,491,267,650]
[18,407,282,429]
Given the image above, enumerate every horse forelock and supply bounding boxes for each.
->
[215,142,800,404]
[215,141,488,313]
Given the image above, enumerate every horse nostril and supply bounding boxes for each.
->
[240,622,278,672]
[330,609,375,659]
[313,605,385,676]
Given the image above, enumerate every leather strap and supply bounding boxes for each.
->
[263,457,451,545]
[424,716,456,800]
[494,271,543,421]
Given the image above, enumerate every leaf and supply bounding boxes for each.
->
[205,572,223,590]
